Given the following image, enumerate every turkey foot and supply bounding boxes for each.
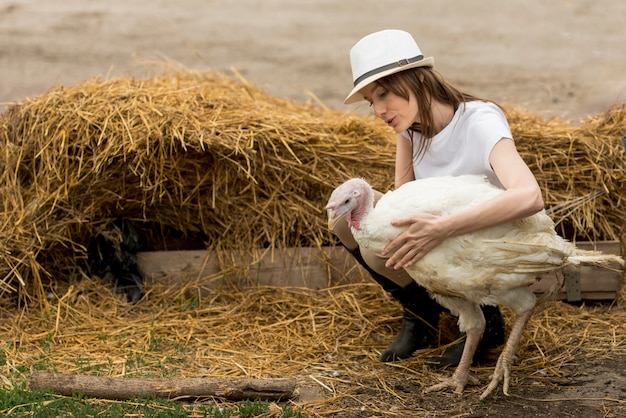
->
[479,309,533,400]
[479,353,512,399]
[425,371,480,394]
[425,325,483,394]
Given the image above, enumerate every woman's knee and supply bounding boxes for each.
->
[360,247,414,287]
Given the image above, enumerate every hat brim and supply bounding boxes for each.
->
[344,56,434,105]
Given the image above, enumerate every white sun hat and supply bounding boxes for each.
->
[344,29,434,104]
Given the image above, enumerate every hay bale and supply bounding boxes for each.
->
[0,69,395,301]
[509,105,626,242]
[0,68,624,302]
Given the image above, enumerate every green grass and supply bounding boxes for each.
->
[0,381,307,417]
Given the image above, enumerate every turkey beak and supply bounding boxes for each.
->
[326,208,339,231]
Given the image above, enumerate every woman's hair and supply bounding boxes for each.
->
[376,67,488,161]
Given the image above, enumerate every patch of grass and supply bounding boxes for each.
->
[197,400,307,418]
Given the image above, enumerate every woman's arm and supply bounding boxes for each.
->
[395,134,415,188]
[382,137,544,269]
[433,137,544,235]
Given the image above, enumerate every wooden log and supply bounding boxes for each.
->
[27,373,296,401]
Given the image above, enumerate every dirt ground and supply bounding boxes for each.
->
[1,1,625,417]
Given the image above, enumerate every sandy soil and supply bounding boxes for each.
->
[2,0,626,122]
[1,1,625,416]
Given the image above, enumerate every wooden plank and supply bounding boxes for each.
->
[573,240,621,254]
[515,241,623,301]
[139,241,623,301]
[137,246,367,291]
[566,241,622,300]
[530,267,622,301]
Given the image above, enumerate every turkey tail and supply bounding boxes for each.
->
[567,249,625,270]
[483,240,571,272]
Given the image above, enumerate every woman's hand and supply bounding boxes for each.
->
[381,213,448,270]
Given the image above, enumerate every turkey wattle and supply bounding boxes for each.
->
[325,175,624,399]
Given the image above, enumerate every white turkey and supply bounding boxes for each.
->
[325,174,624,399]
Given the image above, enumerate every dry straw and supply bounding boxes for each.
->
[0,68,624,303]
[0,69,397,302]
[509,105,626,243]
[1,277,625,416]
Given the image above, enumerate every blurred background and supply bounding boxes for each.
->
[1,0,625,121]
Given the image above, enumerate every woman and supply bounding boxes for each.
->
[334,29,544,367]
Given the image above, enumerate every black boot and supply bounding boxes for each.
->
[347,247,444,362]
[380,281,444,361]
[424,304,505,369]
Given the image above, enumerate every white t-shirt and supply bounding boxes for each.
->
[402,101,512,189]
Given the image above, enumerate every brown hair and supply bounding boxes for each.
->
[376,67,488,161]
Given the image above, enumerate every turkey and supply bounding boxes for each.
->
[325,175,624,399]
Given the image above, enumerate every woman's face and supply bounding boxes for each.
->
[360,82,418,133]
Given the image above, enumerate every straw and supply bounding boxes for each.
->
[0,68,624,304]
[1,277,625,416]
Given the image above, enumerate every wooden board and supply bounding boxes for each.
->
[138,241,623,301]
[137,246,367,292]
[529,241,623,301]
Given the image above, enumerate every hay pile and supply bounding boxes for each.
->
[0,69,396,300]
[0,68,624,301]
[509,106,626,242]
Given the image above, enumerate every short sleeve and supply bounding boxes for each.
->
[465,103,513,170]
